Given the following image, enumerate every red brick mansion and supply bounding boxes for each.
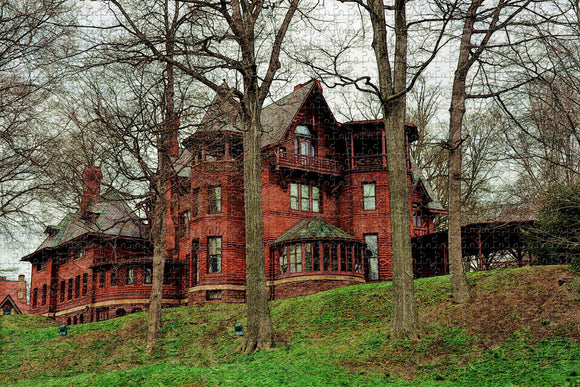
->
[22,81,444,324]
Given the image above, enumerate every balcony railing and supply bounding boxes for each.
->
[350,154,387,171]
[275,150,343,176]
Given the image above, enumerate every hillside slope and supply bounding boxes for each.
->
[1,265,579,386]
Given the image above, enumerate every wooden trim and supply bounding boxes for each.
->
[53,298,185,317]
[188,284,246,293]
[270,274,365,286]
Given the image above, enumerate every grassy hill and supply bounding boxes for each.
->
[1,266,579,386]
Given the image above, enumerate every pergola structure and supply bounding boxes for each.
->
[411,220,537,278]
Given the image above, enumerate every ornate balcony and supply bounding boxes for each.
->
[349,154,388,171]
[274,150,343,177]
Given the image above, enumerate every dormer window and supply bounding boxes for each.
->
[294,124,312,137]
[294,125,315,157]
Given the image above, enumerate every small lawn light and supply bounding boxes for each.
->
[234,323,243,336]
[59,325,67,336]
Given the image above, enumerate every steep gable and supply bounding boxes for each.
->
[192,80,334,149]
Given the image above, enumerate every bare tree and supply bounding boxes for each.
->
[0,0,72,235]
[346,0,455,339]
[85,0,301,352]
[443,0,563,303]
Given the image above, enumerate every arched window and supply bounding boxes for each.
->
[115,308,126,318]
[294,125,315,157]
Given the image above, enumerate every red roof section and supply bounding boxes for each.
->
[0,277,28,314]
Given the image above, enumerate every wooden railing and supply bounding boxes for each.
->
[275,150,343,176]
[350,154,387,171]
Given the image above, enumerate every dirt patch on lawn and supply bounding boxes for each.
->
[453,266,580,344]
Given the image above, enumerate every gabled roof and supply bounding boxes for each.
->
[23,192,148,260]
[197,90,242,134]
[272,217,358,246]
[0,295,24,314]
[411,163,446,213]
[0,279,28,314]
[260,81,323,147]
[192,80,325,149]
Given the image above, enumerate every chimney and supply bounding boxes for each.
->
[18,275,25,300]
[81,166,102,213]
[294,82,306,91]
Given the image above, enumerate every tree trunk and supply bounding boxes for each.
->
[368,0,420,340]
[241,114,273,353]
[146,41,177,352]
[146,186,168,353]
[447,0,481,305]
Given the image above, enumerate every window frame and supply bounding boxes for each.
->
[67,278,73,300]
[126,267,134,285]
[98,270,105,289]
[82,273,88,296]
[75,275,80,298]
[144,265,152,284]
[32,288,38,308]
[362,183,376,210]
[209,186,222,214]
[208,236,222,274]
[178,209,191,237]
[110,268,118,287]
[289,183,321,213]
[191,188,200,216]
[364,234,379,280]
[41,284,47,306]
[60,280,65,302]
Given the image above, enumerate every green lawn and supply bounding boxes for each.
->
[1,266,579,386]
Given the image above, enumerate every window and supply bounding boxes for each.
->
[206,290,222,300]
[38,261,47,272]
[290,183,320,212]
[363,183,376,210]
[178,210,191,237]
[75,275,80,298]
[32,288,38,308]
[75,249,85,260]
[82,274,88,296]
[294,125,315,157]
[412,206,424,228]
[191,188,199,216]
[279,245,303,274]
[278,241,363,275]
[126,267,134,285]
[144,266,152,284]
[364,234,379,280]
[60,280,65,302]
[192,240,200,286]
[98,270,105,288]
[68,278,73,300]
[41,284,47,306]
[209,186,222,213]
[60,255,68,266]
[110,268,118,286]
[208,237,222,273]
